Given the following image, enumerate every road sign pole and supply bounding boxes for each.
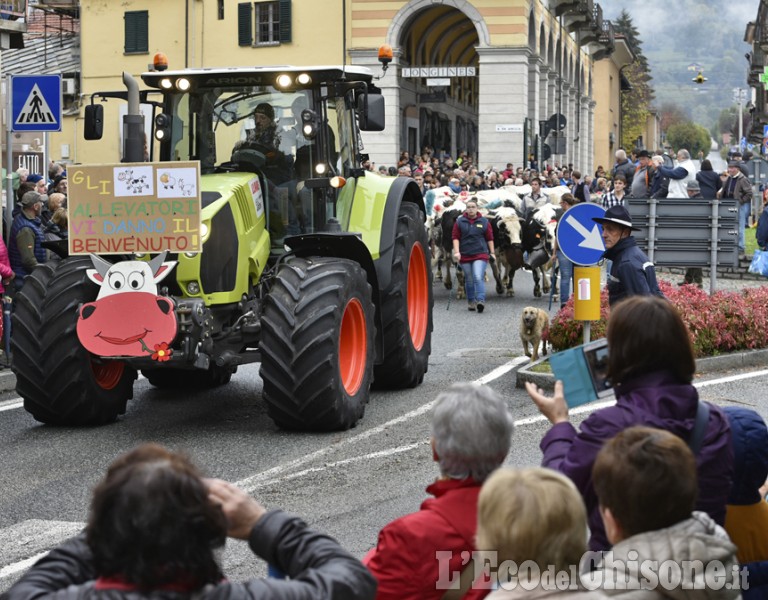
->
[5,78,13,248]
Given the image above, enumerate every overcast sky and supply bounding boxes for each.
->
[602,0,761,42]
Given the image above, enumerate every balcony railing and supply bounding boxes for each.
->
[593,19,615,61]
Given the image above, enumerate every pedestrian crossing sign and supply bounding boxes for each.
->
[11,74,62,132]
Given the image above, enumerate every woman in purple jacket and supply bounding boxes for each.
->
[525,296,733,551]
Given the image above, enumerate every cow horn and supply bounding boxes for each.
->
[89,254,113,278]
[148,251,168,276]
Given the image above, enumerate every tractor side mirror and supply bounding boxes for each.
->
[84,104,104,140]
[357,93,385,132]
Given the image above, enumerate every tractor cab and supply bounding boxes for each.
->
[139,66,384,249]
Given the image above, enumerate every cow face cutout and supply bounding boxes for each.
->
[77,253,179,358]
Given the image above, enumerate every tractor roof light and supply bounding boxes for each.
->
[276,74,293,88]
[296,73,312,86]
[153,52,169,72]
[160,78,173,90]
[176,78,191,92]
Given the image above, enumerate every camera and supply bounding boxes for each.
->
[549,338,613,408]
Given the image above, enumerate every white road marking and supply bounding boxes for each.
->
[0,552,47,579]
[236,356,529,490]
[0,400,23,413]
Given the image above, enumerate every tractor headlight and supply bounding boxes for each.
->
[200,222,209,239]
[276,74,292,88]
[186,281,201,295]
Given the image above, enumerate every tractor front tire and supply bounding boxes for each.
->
[11,257,137,425]
[142,364,235,389]
[373,202,433,389]
[260,257,374,431]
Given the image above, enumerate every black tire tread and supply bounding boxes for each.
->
[373,202,434,389]
[11,257,137,425]
[259,257,374,431]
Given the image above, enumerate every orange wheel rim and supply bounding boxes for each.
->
[90,359,125,391]
[339,298,367,395]
[407,242,428,350]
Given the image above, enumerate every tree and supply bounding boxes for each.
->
[666,121,711,157]
[614,11,655,150]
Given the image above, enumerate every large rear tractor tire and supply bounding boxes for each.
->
[373,202,433,389]
[259,257,374,431]
[142,364,235,389]
[11,257,137,425]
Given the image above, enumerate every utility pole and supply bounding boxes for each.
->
[733,87,748,150]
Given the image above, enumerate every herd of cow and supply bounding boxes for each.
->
[427,185,570,301]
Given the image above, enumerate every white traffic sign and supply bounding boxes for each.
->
[556,203,606,266]
[11,75,62,132]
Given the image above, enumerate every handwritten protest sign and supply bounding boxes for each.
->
[68,162,202,255]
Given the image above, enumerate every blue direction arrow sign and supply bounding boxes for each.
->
[11,74,62,132]
[556,203,606,265]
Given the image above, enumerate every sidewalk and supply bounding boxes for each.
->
[516,348,768,391]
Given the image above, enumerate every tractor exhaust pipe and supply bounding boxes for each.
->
[122,71,145,162]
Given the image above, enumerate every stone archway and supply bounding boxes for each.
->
[383,2,485,160]
[385,0,490,50]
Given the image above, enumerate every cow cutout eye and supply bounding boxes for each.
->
[127,271,145,290]
[108,272,126,290]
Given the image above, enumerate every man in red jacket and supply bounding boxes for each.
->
[364,383,514,600]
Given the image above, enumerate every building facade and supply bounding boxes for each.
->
[10,0,619,175]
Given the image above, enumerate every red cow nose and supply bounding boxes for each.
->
[81,304,97,319]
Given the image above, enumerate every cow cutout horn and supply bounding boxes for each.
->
[148,251,168,276]
[89,254,113,278]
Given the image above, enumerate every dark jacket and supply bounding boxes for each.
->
[612,159,635,187]
[696,170,722,199]
[541,369,734,551]
[757,204,768,250]
[603,236,663,306]
[8,212,46,280]
[452,213,492,262]
[649,169,669,199]
[1,510,376,600]
[721,173,753,205]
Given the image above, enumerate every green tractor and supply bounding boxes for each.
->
[11,61,433,431]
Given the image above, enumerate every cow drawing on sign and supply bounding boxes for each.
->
[118,169,150,194]
[76,253,179,358]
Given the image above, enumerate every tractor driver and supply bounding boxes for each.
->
[243,102,280,150]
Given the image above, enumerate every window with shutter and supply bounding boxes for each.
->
[278,0,291,43]
[238,2,253,46]
[124,11,148,55]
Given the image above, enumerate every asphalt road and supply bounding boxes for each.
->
[0,269,766,590]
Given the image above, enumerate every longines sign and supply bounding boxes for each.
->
[401,66,477,78]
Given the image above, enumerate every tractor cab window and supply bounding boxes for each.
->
[326,95,356,178]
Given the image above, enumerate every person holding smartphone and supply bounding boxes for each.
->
[524,296,734,552]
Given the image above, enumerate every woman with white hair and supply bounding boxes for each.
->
[364,383,514,600]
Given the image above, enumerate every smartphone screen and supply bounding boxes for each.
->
[583,339,612,397]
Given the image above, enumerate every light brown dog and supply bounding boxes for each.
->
[520,306,549,361]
